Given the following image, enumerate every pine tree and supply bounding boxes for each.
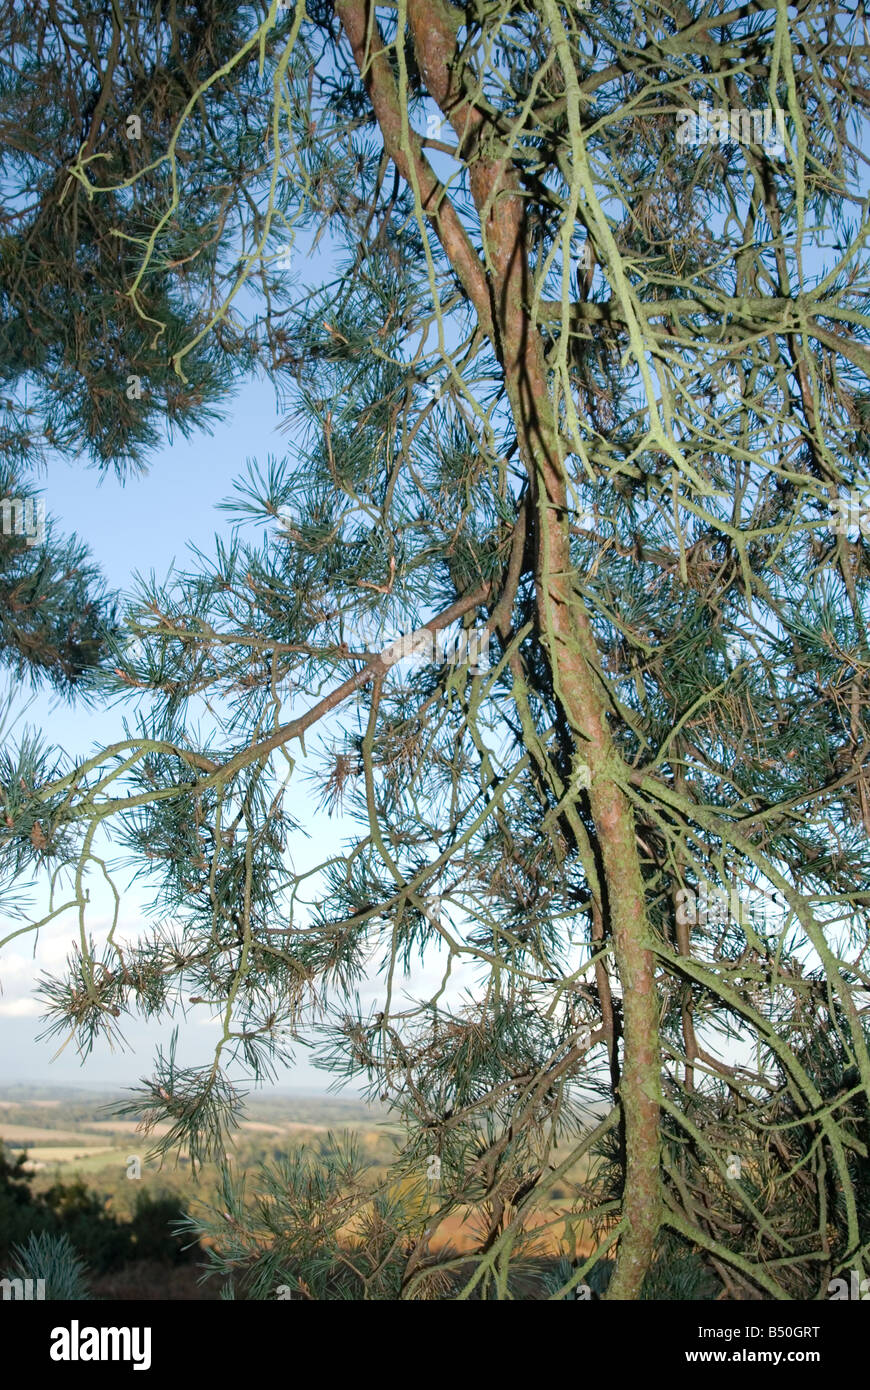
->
[0,0,280,473]
[2,0,870,1299]
[0,465,118,919]
[0,465,117,694]
[2,1231,91,1301]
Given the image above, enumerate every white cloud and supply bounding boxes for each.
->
[0,995,43,1018]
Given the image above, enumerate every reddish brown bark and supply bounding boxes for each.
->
[336,0,662,1298]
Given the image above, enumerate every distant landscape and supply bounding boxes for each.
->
[0,1084,396,1299]
[0,1084,592,1299]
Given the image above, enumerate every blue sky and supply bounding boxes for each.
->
[0,370,358,1092]
[0,134,485,1095]
[1,360,482,1094]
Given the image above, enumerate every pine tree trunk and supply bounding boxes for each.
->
[337,0,663,1298]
